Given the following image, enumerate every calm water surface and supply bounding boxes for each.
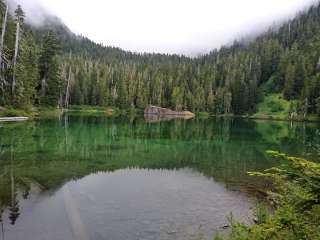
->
[0,114,319,240]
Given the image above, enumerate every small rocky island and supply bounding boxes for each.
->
[144,106,195,122]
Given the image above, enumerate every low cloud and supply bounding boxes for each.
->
[7,0,319,55]
[8,0,52,27]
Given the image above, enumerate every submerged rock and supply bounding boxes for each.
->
[106,108,115,116]
[144,106,195,117]
[144,114,194,123]
[144,106,195,122]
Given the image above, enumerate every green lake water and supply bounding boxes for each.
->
[0,114,319,240]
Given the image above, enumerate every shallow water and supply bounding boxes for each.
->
[0,115,319,240]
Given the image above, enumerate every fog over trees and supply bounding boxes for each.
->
[0,0,320,118]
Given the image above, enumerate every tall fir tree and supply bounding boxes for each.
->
[14,32,39,108]
[38,31,61,106]
[12,5,24,96]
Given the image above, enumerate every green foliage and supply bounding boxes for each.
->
[2,2,320,118]
[197,112,210,118]
[253,94,291,119]
[14,5,24,23]
[39,32,62,106]
[254,203,271,225]
[0,108,29,117]
[42,55,62,106]
[68,105,107,112]
[14,32,39,108]
[316,97,320,116]
[223,151,320,240]
[38,107,63,118]
[260,75,282,94]
[267,101,284,113]
[25,2,320,116]
[0,4,62,111]
[66,105,140,117]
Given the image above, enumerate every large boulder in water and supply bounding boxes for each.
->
[144,106,195,117]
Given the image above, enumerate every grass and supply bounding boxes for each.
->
[0,107,36,118]
[252,94,291,120]
[0,106,62,119]
[252,94,320,122]
[197,112,210,118]
[38,107,63,118]
[67,105,144,117]
[0,105,146,120]
[0,108,29,117]
[306,114,320,122]
[67,105,121,117]
[68,105,108,112]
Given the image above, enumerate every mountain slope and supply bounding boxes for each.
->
[2,1,320,119]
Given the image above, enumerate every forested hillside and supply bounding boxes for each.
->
[0,1,61,109]
[1,0,320,118]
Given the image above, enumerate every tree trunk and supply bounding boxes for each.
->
[0,3,8,101]
[0,3,8,71]
[317,57,320,71]
[12,20,20,95]
[65,66,71,109]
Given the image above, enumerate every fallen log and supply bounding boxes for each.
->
[0,117,29,122]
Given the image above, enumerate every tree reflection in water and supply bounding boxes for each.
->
[0,114,319,228]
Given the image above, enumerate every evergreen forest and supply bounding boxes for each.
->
[1,1,320,118]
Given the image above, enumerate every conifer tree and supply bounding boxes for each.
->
[12,5,24,96]
[43,55,61,106]
[284,64,295,100]
[38,31,61,106]
[293,58,306,97]
[15,32,39,108]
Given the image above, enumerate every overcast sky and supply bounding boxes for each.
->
[9,0,318,55]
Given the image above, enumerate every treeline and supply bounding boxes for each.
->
[58,2,320,115]
[2,1,320,116]
[0,1,62,109]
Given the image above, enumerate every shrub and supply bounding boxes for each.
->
[222,151,320,240]
[197,112,210,118]
[0,109,28,117]
[267,101,284,112]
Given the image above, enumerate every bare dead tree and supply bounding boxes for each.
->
[0,2,8,101]
[0,2,8,71]
[12,22,20,95]
[65,66,72,109]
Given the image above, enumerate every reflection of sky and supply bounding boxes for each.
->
[2,168,253,240]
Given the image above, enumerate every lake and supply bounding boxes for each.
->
[0,114,319,240]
